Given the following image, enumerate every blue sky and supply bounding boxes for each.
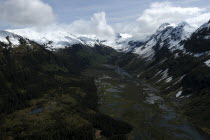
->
[0,0,210,39]
[42,0,210,24]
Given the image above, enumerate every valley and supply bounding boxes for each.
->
[0,14,210,140]
[83,64,206,140]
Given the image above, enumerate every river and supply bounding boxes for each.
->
[83,64,206,140]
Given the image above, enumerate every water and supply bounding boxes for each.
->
[83,65,206,140]
[30,107,43,114]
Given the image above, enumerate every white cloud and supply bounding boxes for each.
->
[8,12,115,41]
[114,1,210,39]
[0,0,55,26]
[67,12,115,39]
[186,13,210,27]
[4,1,210,41]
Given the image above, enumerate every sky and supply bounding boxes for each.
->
[0,0,210,39]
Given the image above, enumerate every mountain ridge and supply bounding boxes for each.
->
[1,19,210,137]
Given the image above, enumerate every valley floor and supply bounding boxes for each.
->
[83,64,207,140]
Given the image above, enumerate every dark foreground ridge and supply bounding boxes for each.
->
[0,41,132,139]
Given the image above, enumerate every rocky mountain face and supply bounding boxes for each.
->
[185,20,210,53]
[116,20,210,134]
[132,22,195,60]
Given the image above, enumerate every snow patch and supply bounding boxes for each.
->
[157,69,169,82]
[194,51,210,57]
[204,59,210,67]
[176,91,183,98]
[174,53,179,59]
[151,70,162,79]
[158,59,167,65]
[172,75,185,86]
[165,77,173,83]
[137,72,143,78]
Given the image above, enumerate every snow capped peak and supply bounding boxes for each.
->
[7,28,105,50]
[2,19,204,55]
[133,21,195,60]
[191,19,210,40]
[0,30,21,46]
[178,21,189,27]
[195,19,210,33]
[157,23,171,32]
[8,28,83,49]
[177,21,195,33]
[6,27,135,51]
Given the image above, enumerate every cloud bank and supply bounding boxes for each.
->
[3,1,210,40]
[115,1,210,39]
[0,0,55,26]
[67,12,115,39]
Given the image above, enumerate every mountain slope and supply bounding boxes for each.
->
[1,19,210,138]
[115,20,210,135]
[133,22,195,60]
[0,34,132,139]
[7,28,105,50]
[184,20,210,54]
[8,28,143,53]
[0,30,23,46]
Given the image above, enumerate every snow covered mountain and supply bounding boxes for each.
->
[6,28,141,52]
[184,20,210,54]
[2,20,209,56]
[133,22,195,60]
[7,28,103,50]
[1,20,210,138]
[194,20,210,38]
[0,30,23,47]
[112,33,135,52]
[116,20,210,133]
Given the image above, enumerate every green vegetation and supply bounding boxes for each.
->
[115,46,210,136]
[1,35,209,139]
[0,41,132,139]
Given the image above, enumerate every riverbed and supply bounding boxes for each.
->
[83,64,205,140]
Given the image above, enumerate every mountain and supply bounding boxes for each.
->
[133,22,195,60]
[184,20,210,54]
[7,28,144,53]
[1,19,210,138]
[0,32,132,139]
[7,28,105,50]
[116,20,210,135]
[0,30,24,46]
